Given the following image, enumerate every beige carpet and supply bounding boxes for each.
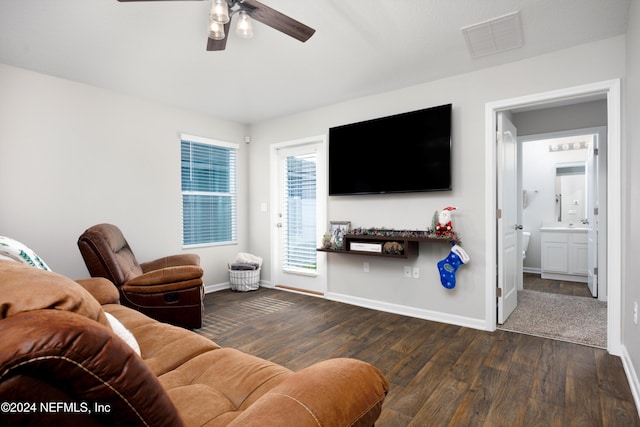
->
[498,290,607,348]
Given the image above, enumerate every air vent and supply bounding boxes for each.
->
[462,11,524,58]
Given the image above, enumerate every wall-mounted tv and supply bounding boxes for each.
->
[328,103,452,195]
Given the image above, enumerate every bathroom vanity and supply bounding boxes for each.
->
[540,226,588,283]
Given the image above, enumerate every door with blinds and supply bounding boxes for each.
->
[273,141,327,295]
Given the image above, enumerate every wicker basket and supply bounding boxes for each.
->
[228,268,261,292]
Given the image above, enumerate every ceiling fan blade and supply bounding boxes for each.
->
[207,22,231,51]
[241,0,315,43]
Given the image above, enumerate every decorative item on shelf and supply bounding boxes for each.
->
[382,241,404,255]
[327,221,351,250]
[434,206,457,238]
[349,227,460,243]
[351,228,430,239]
[351,242,383,253]
[429,211,439,232]
[322,233,333,249]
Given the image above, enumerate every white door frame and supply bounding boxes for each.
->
[269,135,328,295]
[484,79,622,355]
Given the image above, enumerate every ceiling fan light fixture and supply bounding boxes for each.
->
[211,0,230,24]
[236,10,254,39]
[119,0,316,52]
[208,19,225,40]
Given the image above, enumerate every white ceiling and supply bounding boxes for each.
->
[0,0,631,124]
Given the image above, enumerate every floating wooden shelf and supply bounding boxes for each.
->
[317,230,454,259]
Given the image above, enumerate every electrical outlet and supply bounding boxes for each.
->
[363,262,369,273]
[412,267,420,279]
[634,301,638,325]
[403,266,412,278]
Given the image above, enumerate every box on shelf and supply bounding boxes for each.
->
[349,242,383,253]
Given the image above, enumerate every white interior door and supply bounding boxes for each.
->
[497,112,520,324]
[586,134,599,297]
[272,141,327,295]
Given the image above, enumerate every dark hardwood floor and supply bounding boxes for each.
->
[524,272,592,297]
[197,288,639,426]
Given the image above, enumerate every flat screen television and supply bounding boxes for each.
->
[328,103,452,195]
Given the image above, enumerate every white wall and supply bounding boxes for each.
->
[623,0,640,407]
[0,64,249,285]
[248,36,626,328]
[513,100,608,137]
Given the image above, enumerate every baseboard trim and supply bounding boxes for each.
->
[275,284,324,296]
[204,282,230,293]
[205,280,271,294]
[325,291,487,331]
[621,345,640,419]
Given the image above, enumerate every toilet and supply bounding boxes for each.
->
[522,231,531,259]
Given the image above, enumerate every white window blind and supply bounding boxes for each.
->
[181,135,238,247]
[283,152,317,272]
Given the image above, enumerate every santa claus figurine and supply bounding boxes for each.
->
[435,206,456,236]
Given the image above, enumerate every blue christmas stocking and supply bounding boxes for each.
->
[437,243,469,289]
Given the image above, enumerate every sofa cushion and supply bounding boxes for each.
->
[104,304,219,376]
[158,348,292,426]
[75,277,120,304]
[0,260,109,328]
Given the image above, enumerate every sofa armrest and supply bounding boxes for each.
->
[229,358,389,427]
[140,254,200,272]
[0,261,110,328]
[124,265,203,290]
[75,277,120,304]
[0,310,184,427]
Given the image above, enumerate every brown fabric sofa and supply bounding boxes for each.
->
[0,261,389,426]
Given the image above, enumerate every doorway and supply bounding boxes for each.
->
[485,79,622,355]
[270,136,327,296]
[498,128,608,348]
[518,128,607,301]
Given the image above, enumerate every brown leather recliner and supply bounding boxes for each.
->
[78,223,204,329]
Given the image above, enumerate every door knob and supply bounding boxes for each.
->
[515,224,523,230]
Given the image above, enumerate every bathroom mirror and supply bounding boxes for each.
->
[554,161,586,223]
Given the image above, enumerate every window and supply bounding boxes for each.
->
[180,134,238,247]
[282,151,317,272]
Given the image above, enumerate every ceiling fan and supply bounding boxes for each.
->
[117,0,316,51]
